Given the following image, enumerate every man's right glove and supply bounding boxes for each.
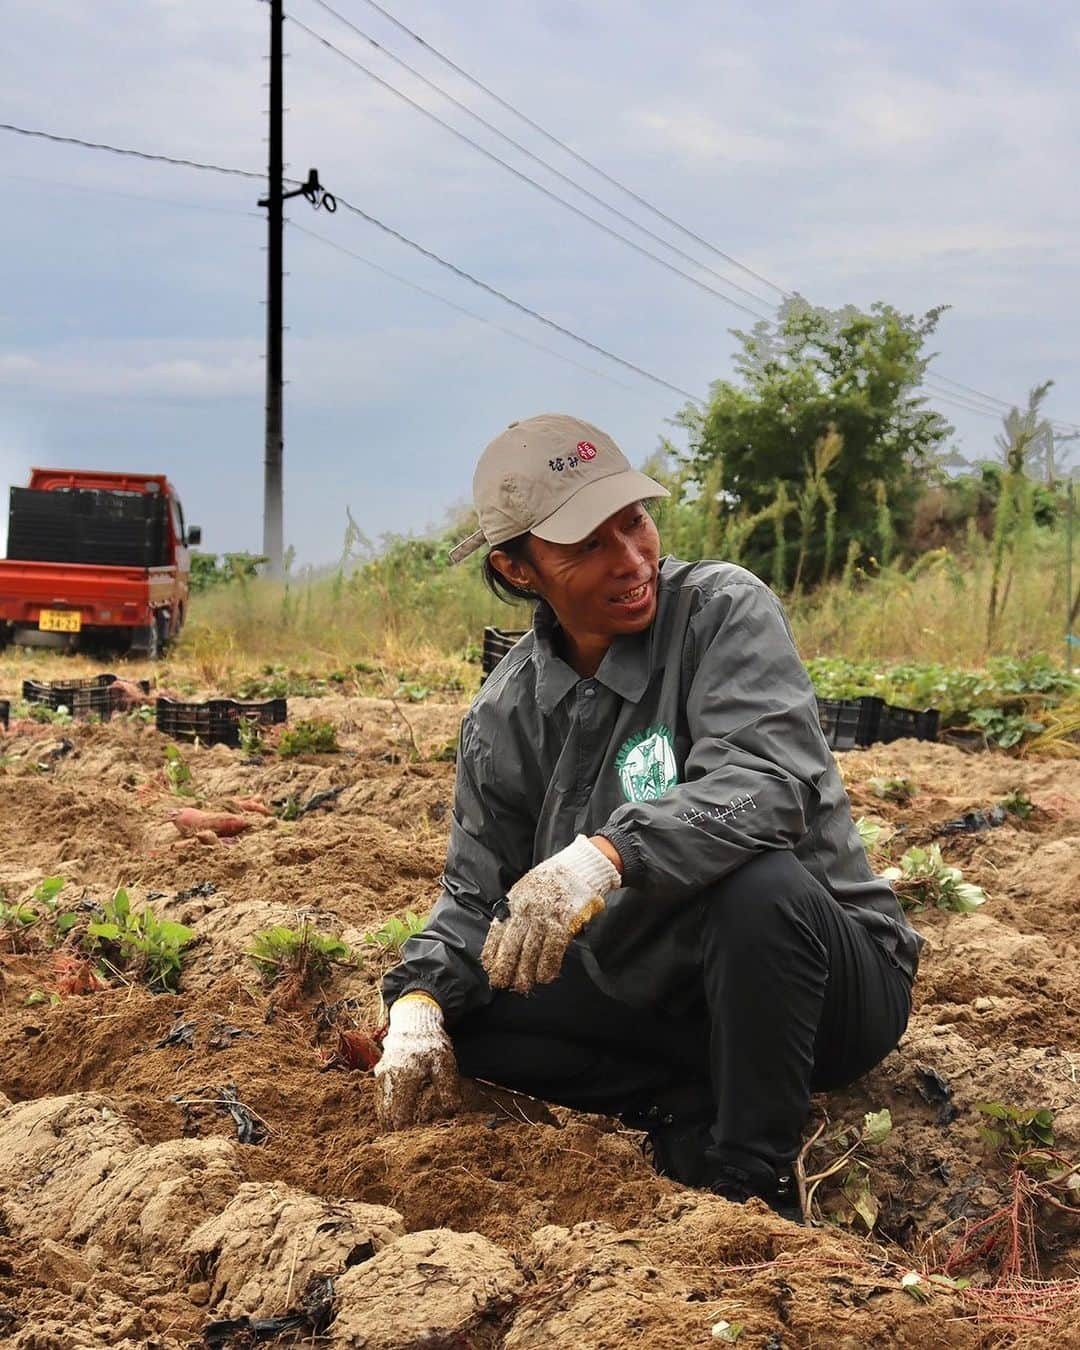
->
[373,991,462,1131]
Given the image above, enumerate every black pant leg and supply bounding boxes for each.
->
[451,947,711,1116]
[697,850,911,1184]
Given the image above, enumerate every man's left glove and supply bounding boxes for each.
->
[481,835,621,994]
[374,992,462,1131]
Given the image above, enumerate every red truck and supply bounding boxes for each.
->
[0,468,201,659]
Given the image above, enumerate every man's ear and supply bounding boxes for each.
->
[489,548,536,593]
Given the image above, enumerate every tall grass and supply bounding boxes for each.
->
[791,529,1069,664]
[176,522,1071,686]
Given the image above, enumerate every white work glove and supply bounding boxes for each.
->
[481,835,621,995]
[374,992,461,1130]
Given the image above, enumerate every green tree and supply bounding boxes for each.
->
[676,298,954,586]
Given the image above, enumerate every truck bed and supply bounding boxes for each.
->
[0,558,175,629]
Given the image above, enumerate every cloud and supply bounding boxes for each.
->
[0,341,261,402]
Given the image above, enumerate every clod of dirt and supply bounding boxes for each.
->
[183,1181,404,1318]
[0,1094,140,1240]
[328,1228,524,1349]
[67,1136,244,1272]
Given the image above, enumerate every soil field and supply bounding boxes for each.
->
[0,671,1077,1348]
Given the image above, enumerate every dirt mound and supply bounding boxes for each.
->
[184,1182,403,1317]
[505,1193,977,1349]
[329,1228,523,1348]
[68,1136,244,1271]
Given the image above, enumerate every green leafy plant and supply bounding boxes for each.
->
[1000,788,1034,820]
[277,719,339,757]
[868,776,916,803]
[248,923,355,990]
[163,745,195,797]
[363,911,427,955]
[27,702,73,725]
[25,990,60,1007]
[969,705,1045,750]
[882,845,987,913]
[237,717,264,756]
[85,888,195,992]
[976,1102,1055,1155]
[394,682,430,703]
[0,876,77,948]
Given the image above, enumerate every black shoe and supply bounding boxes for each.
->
[620,1083,715,1188]
[708,1163,804,1225]
[642,1116,715,1188]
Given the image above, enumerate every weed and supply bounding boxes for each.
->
[363,911,427,955]
[248,923,355,991]
[882,845,987,913]
[797,1108,893,1230]
[164,745,195,797]
[278,719,339,757]
[85,888,195,992]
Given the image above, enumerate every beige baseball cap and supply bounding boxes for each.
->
[448,413,669,565]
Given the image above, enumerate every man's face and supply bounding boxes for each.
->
[510,503,662,643]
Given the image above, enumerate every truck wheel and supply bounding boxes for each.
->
[129,618,163,661]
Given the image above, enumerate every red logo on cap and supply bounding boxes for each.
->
[577,441,597,460]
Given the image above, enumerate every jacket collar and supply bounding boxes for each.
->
[530,591,656,713]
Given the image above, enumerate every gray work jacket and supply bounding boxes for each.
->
[382,558,922,1023]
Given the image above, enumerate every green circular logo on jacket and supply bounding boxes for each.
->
[615,724,677,802]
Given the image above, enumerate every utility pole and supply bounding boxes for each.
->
[262,0,284,576]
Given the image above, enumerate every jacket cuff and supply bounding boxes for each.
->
[597,823,645,889]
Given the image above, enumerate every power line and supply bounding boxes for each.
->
[928,372,1011,411]
[925,376,1080,435]
[12,170,262,218]
[287,15,773,323]
[0,118,699,401]
[289,219,642,393]
[346,0,791,299]
[0,122,265,181]
[4,119,1076,431]
[302,0,776,310]
[330,192,704,404]
[923,388,1008,424]
[320,4,1080,432]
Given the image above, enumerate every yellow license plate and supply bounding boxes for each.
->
[39,609,82,633]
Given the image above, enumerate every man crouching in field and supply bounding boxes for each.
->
[375,413,921,1223]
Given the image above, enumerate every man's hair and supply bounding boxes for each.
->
[482,531,537,604]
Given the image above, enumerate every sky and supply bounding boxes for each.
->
[2,0,1078,564]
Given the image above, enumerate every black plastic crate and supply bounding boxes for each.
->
[816,696,884,750]
[878,703,940,744]
[0,700,8,731]
[155,696,288,747]
[7,487,168,568]
[481,627,528,677]
[22,673,151,721]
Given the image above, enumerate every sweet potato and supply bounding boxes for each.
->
[170,808,253,838]
[231,796,272,816]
